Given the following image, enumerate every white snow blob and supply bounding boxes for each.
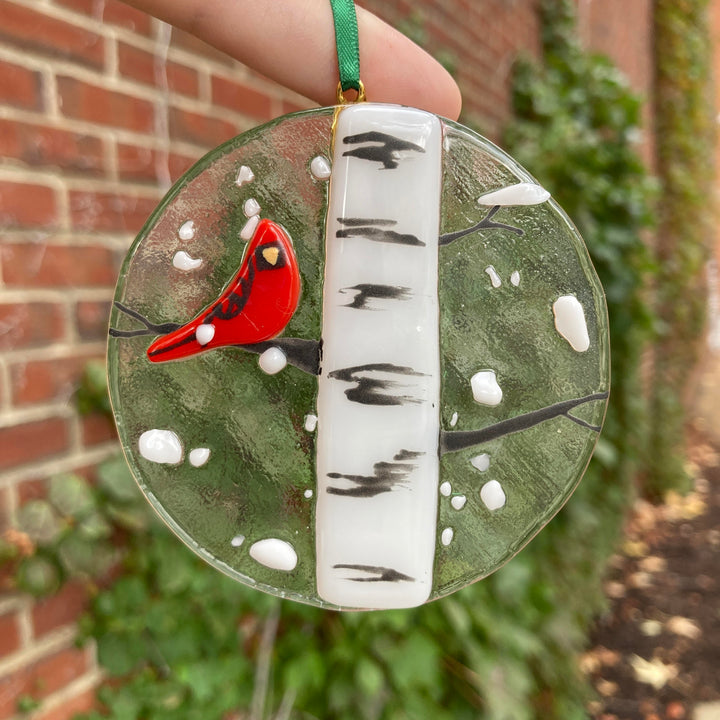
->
[243,198,261,217]
[231,534,245,547]
[189,448,211,467]
[470,453,490,472]
[510,271,520,287]
[249,538,298,571]
[178,220,195,240]
[451,495,467,510]
[139,429,183,464]
[439,481,452,497]
[480,481,507,511]
[240,214,260,240]
[471,370,503,406]
[259,347,287,375]
[485,265,502,288]
[450,411,458,427]
[477,182,550,206]
[441,528,454,546]
[310,155,331,180]
[172,251,202,271]
[304,489,313,499]
[196,323,215,346]
[553,295,590,352]
[304,414,318,432]
[236,165,254,186]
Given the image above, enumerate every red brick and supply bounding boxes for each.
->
[117,42,160,87]
[75,300,111,341]
[0,119,104,176]
[57,76,154,133]
[211,75,273,120]
[116,142,158,183]
[81,414,116,447]
[0,303,65,351]
[0,59,42,110]
[118,43,198,97]
[0,487,11,532]
[0,1,104,69]
[0,646,88,718]
[11,353,101,407]
[0,181,58,229]
[17,479,47,505]
[69,190,158,233]
[102,0,153,36]
[32,581,90,638]
[1,244,117,288]
[169,106,237,147]
[166,61,200,97]
[0,417,70,471]
[0,613,21,657]
[34,687,98,720]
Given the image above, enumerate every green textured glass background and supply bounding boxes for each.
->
[108,107,609,608]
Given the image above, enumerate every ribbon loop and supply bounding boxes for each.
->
[329,0,362,97]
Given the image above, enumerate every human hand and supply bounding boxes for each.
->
[123,0,462,120]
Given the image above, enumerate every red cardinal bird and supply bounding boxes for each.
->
[147,219,301,362]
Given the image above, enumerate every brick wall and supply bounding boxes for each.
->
[0,1,653,717]
[0,1,312,717]
[576,0,655,165]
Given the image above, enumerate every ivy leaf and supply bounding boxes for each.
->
[97,632,147,677]
[49,473,95,519]
[58,535,115,578]
[76,511,113,541]
[17,500,65,546]
[16,555,61,596]
[98,456,141,504]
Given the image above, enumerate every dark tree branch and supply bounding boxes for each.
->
[440,392,609,455]
[109,301,182,337]
[237,338,321,376]
[438,205,524,246]
[564,413,602,433]
[109,301,321,375]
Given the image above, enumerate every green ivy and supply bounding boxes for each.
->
[5,459,152,599]
[504,0,656,504]
[649,0,715,495]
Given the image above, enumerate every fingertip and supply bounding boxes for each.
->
[357,8,463,121]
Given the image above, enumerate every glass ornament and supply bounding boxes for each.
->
[108,103,609,610]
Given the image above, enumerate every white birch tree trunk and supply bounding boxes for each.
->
[315,104,442,609]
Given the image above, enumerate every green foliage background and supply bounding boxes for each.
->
[7,0,710,718]
[649,0,715,495]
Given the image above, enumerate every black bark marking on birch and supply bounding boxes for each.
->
[393,449,424,461]
[339,283,412,310]
[237,338,322,376]
[328,363,427,406]
[342,131,425,169]
[326,453,420,497]
[109,301,182,338]
[333,564,415,583]
[336,224,424,247]
[439,392,609,455]
[439,205,524,245]
[336,218,396,227]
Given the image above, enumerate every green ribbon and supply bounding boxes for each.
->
[329,0,361,93]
